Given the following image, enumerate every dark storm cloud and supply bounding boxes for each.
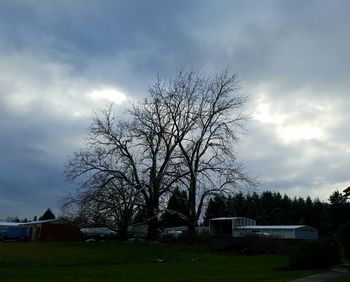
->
[0,105,85,218]
[0,0,203,93]
[0,0,350,218]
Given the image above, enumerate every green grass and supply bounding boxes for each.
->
[0,242,320,282]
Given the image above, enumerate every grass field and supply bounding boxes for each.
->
[0,241,321,282]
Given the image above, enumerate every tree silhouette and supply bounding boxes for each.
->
[160,187,189,228]
[65,70,252,242]
[39,208,56,220]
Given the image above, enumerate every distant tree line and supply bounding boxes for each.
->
[5,208,55,223]
[124,188,350,237]
[203,189,350,236]
[5,216,27,223]
[59,183,350,239]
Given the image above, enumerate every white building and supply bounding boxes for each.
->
[209,217,318,240]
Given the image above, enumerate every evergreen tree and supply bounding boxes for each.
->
[312,198,330,235]
[329,190,350,232]
[203,195,236,225]
[280,194,293,224]
[245,192,261,220]
[160,188,189,228]
[231,192,247,217]
[39,208,56,220]
[258,191,282,224]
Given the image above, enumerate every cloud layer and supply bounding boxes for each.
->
[1,0,350,218]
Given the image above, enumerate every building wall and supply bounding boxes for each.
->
[232,217,256,228]
[210,217,257,237]
[295,230,318,240]
[0,226,29,240]
[7,227,29,239]
[128,224,148,238]
[27,223,81,241]
[210,220,233,236]
[260,228,295,239]
[28,225,41,241]
[40,224,81,241]
[235,228,318,240]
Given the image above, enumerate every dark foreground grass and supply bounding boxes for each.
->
[0,242,320,282]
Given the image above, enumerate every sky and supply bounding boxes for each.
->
[1,0,350,219]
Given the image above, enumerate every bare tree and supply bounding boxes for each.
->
[65,81,196,240]
[64,69,253,242]
[160,70,254,242]
[63,138,142,240]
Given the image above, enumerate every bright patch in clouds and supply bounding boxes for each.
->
[89,88,127,104]
[252,91,333,143]
[278,124,323,143]
[253,93,286,125]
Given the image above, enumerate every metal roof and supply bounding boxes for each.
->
[20,219,57,225]
[0,219,57,227]
[0,221,21,227]
[0,219,57,226]
[209,217,252,221]
[236,225,315,230]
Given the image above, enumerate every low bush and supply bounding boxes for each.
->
[319,237,341,265]
[336,223,350,259]
[289,238,341,269]
[222,235,297,255]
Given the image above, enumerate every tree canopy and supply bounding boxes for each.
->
[39,208,56,220]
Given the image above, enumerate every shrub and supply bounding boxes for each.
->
[319,237,341,265]
[289,239,340,269]
[336,223,350,259]
[222,235,296,255]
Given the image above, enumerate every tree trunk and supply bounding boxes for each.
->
[147,216,159,241]
[187,180,197,244]
[146,195,159,241]
[118,226,128,241]
[187,220,196,244]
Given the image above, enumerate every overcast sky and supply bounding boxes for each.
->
[1,0,350,219]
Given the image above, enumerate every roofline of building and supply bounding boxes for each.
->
[19,219,58,226]
[236,225,318,231]
[0,221,21,227]
[209,217,254,221]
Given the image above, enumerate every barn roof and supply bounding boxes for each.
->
[209,217,253,221]
[237,225,318,231]
[0,219,58,227]
[0,221,21,227]
[20,219,57,225]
